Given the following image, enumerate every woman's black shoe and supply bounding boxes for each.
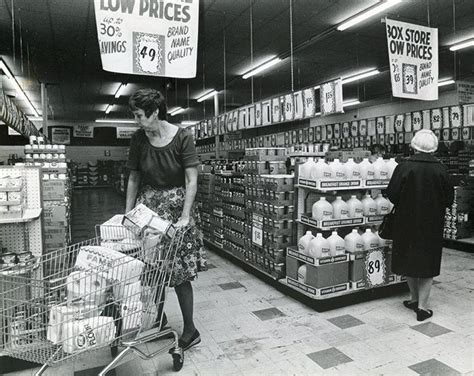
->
[179,330,201,351]
[416,308,433,321]
[403,300,418,311]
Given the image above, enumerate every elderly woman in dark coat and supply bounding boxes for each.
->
[386,130,453,321]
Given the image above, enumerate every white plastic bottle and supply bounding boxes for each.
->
[372,157,389,180]
[331,196,350,219]
[346,195,364,217]
[307,233,330,259]
[344,229,365,253]
[329,159,346,180]
[361,194,378,216]
[298,231,314,255]
[361,229,380,251]
[386,158,398,179]
[311,158,332,180]
[359,158,375,180]
[327,231,346,256]
[344,158,361,180]
[299,158,317,179]
[312,197,334,220]
[297,264,307,283]
[375,231,387,247]
[375,194,391,215]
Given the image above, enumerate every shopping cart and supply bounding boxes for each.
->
[0,222,187,375]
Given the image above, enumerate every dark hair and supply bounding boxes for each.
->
[370,143,386,155]
[129,89,167,120]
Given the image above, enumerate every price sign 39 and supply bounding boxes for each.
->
[133,32,165,75]
[365,248,386,287]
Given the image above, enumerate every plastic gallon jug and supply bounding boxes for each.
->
[312,197,333,220]
[386,158,398,179]
[344,158,361,180]
[307,233,330,259]
[373,157,389,180]
[298,231,314,255]
[375,194,391,215]
[359,158,375,180]
[347,195,364,217]
[311,158,332,180]
[361,229,380,251]
[299,158,317,179]
[327,231,346,256]
[344,229,364,253]
[332,196,350,219]
[361,194,377,216]
[375,231,387,247]
[298,264,307,283]
[329,159,346,180]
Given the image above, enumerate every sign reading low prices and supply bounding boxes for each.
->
[386,19,438,101]
[94,0,199,78]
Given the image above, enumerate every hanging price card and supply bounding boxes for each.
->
[394,114,404,132]
[404,112,412,132]
[308,127,314,142]
[412,111,422,131]
[272,97,282,123]
[442,107,450,128]
[342,122,350,138]
[430,108,442,129]
[232,111,239,131]
[350,121,359,137]
[422,110,431,129]
[365,248,386,287]
[255,102,262,127]
[294,90,304,119]
[303,88,315,118]
[315,126,322,141]
[249,106,255,128]
[262,100,271,126]
[450,106,462,128]
[367,118,376,136]
[238,108,247,130]
[462,127,470,140]
[284,94,294,121]
[326,124,334,139]
[333,123,341,139]
[376,117,385,135]
[359,120,368,136]
[451,127,460,140]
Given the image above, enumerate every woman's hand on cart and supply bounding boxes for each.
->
[175,216,190,228]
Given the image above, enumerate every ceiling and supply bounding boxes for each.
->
[0,0,474,124]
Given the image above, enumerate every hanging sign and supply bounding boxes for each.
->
[386,19,438,101]
[254,102,262,127]
[350,121,359,137]
[376,117,385,134]
[248,106,256,128]
[73,125,94,138]
[283,94,294,121]
[365,247,386,287]
[293,90,304,119]
[457,81,474,104]
[238,108,247,130]
[116,126,137,139]
[262,100,272,126]
[219,114,226,134]
[272,97,282,123]
[232,111,239,131]
[303,88,315,118]
[342,122,350,138]
[404,112,412,132]
[93,0,199,78]
[359,119,368,136]
[412,111,423,131]
[449,106,462,128]
[320,78,343,116]
[51,127,71,144]
[367,119,376,136]
[422,110,431,129]
[394,114,405,132]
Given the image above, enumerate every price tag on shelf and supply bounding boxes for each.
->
[252,223,263,247]
[365,248,386,287]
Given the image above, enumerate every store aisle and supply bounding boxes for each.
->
[6,189,473,376]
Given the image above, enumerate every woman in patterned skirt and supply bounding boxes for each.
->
[125,88,206,350]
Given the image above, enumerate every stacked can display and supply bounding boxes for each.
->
[444,186,474,240]
[196,169,215,242]
[243,148,294,279]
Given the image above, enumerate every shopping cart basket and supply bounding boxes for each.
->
[0,223,188,375]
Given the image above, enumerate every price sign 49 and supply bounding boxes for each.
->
[365,248,386,287]
[133,32,165,75]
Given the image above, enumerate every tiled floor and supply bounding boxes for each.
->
[4,188,473,375]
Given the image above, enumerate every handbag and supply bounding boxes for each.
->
[379,206,396,240]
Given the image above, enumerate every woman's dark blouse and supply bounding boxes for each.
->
[126,127,200,189]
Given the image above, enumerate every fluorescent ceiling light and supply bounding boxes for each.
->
[343,99,361,107]
[95,119,136,124]
[169,107,185,116]
[337,0,402,31]
[197,90,217,102]
[449,38,474,51]
[315,112,321,116]
[438,79,455,87]
[242,57,282,79]
[0,59,40,117]
[181,120,198,125]
[105,105,112,114]
[342,69,380,84]
[114,83,127,98]
[314,85,321,90]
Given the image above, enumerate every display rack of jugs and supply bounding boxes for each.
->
[286,174,406,300]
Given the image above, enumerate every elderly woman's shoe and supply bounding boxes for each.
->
[416,308,433,321]
[403,300,418,311]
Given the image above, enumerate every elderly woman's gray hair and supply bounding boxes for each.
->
[411,129,438,153]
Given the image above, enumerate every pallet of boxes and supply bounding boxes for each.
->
[243,148,294,279]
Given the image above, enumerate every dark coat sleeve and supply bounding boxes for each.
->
[386,164,405,206]
[441,167,454,208]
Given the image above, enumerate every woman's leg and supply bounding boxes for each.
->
[417,277,433,311]
[406,277,419,302]
[174,281,197,340]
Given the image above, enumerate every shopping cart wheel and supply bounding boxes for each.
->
[111,345,119,357]
[172,353,184,371]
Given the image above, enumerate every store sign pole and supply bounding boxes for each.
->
[386,18,438,101]
[93,0,199,78]
[320,78,343,116]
